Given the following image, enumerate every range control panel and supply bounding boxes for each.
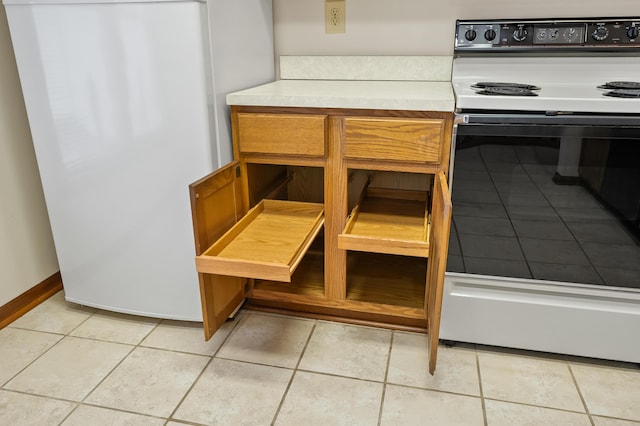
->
[456,18,640,51]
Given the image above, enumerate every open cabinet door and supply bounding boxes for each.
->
[425,171,453,374]
[189,161,247,340]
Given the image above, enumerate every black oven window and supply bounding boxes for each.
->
[447,135,640,290]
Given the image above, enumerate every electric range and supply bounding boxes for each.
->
[442,17,640,363]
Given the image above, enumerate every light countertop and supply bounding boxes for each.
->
[226,79,455,112]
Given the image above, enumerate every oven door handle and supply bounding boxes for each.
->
[458,113,640,127]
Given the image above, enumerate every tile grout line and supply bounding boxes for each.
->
[162,418,207,426]
[567,363,595,426]
[2,386,173,423]
[0,388,81,405]
[377,330,395,426]
[54,401,80,426]
[66,401,170,425]
[368,380,486,400]
[475,347,489,426]
[165,312,247,425]
[277,367,388,386]
[481,396,600,417]
[66,305,99,336]
[269,318,318,426]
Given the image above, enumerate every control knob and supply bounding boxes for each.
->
[484,28,497,41]
[513,26,527,42]
[464,29,477,41]
[592,26,609,41]
[627,26,639,40]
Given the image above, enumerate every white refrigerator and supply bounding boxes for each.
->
[3,0,274,320]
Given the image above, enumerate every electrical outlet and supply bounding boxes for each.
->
[325,0,345,34]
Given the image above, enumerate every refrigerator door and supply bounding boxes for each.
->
[5,0,215,319]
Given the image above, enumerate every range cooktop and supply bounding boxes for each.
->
[452,18,640,113]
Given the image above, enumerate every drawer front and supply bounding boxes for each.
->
[344,117,445,163]
[237,113,327,157]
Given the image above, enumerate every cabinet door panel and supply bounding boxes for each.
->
[426,171,452,374]
[189,161,246,339]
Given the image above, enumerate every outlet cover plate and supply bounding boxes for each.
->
[325,0,345,34]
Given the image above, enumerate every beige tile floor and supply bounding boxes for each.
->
[2,291,640,426]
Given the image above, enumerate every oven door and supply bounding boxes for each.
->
[441,112,640,363]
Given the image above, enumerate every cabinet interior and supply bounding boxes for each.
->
[344,170,430,308]
[247,163,324,205]
[346,252,426,308]
[250,166,430,310]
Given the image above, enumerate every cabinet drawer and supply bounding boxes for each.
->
[344,117,445,163]
[339,187,430,257]
[196,199,324,282]
[237,113,327,157]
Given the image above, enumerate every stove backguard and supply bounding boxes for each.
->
[456,17,640,53]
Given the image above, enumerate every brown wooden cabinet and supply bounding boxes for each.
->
[189,105,453,374]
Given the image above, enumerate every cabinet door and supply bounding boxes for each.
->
[426,171,452,374]
[189,161,246,339]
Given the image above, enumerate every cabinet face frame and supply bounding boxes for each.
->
[193,105,453,374]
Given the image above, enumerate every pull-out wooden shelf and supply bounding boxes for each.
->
[339,187,430,257]
[196,199,324,282]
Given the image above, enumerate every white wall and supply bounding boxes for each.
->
[274,0,640,57]
[0,7,59,306]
